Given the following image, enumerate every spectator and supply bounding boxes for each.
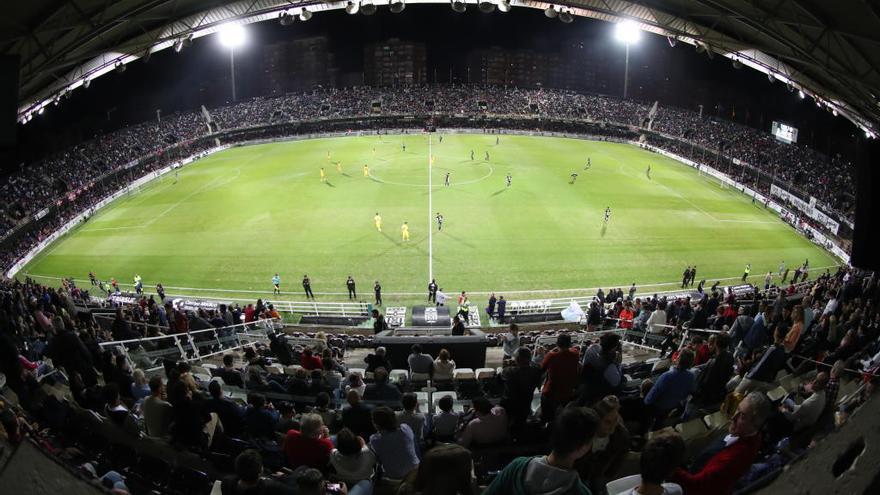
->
[142,376,174,438]
[408,344,434,377]
[314,392,339,431]
[578,333,624,406]
[282,413,333,469]
[607,434,685,495]
[130,369,150,401]
[500,347,543,428]
[102,383,142,438]
[576,396,631,495]
[780,372,828,434]
[685,333,734,419]
[735,328,788,395]
[369,406,420,480]
[398,443,476,495]
[220,354,246,388]
[329,428,377,487]
[458,397,508,448]
[430,395,459,442]
[483,406,599,495]
[300,347,323,371]
[647,305,668,334]
[344,373,366,398]
[643,349,695,432]
[219,449,295,495]
[432,349,456,382]
[501,323,521,360]
[364,347,391,373]
[398,393,427,444]
[363,368,402,402]
[275,402,300,434]
[245,392,281,441]
[342,390,375,440]
[269,333,294,366]
[540,334,581,423]
[671,392,772,495]
[206,380,246,437]
[168,380,220,450]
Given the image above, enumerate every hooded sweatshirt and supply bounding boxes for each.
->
[483,456,591,495]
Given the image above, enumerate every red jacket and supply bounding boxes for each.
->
[541,348,580,401]
[618,309,634,329]
[671,433,761,495]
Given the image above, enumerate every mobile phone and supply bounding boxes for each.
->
[325,482,343,494]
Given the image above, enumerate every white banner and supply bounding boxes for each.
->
[770,184,840,235]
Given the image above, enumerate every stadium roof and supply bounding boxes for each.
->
[4,0,880,137]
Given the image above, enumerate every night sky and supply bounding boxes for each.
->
[12,6,877,170]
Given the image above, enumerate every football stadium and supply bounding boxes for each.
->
[1,3,879,495]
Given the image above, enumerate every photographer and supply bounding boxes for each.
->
[576,333,624,406]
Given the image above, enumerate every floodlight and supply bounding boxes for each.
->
[732,59,742,69]
[390,0,405,13]
[498,0,511,12]
[798,90,805,99]
[299,9,312,21]
[544,5,557,18]
[38,107,44,115]
[115,62,126,73]
[667,35,677,47]
[559,10,573,23]
[451,0,466,13]
[346,1,359,14]
[83,78,91,89]
[218,23,246,48]
[361,0,377,15]
[279,12,295,25]
[174,38,185,52]
[479,0,495,13]
[614,20,641,44]
[768,72,775,83]
[832,109,838,116]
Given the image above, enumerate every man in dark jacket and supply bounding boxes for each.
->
[500,347,543,428]
[363,347,391,372]
[341,390,376,440]
[685,333,735,419]
[46,326,98,387]
[205,380,246,437]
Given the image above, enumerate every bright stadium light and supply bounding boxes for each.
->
[497,0,511,12]
[614,20,641,100]
[346,1,359,14]
[798,90,805,99]
[218,23,246,48]
[218,24,247,102]
[360,1,377,15]
[614,20,641,44]
[479,0,495,13]
[299,8,313,21]
[451,0,466,13]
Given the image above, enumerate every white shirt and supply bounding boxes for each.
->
[647,309,668,334]
[436,291,448,305]
[329,447,377,484]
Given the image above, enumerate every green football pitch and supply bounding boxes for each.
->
[20,133,838,305]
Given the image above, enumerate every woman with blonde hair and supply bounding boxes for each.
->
[433,349,456,381]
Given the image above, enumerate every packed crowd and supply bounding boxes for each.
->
[1,86,854,255]
[1,265,878,494]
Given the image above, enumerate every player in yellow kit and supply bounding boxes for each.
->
[336,161,342,173]
[320,167,326,183]
[363,164,370,177]
[431,155,436,167]
[374,213,382,232]
[326,151,331,161]
[401,221,410,241]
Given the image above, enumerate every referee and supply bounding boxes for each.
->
[374,281,382,306]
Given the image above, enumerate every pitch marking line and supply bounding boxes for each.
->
[23,264,840,298]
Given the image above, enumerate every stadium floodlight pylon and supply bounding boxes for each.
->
[390,0,406,13]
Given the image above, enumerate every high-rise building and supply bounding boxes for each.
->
[363,39,427,87]
[262,36,338,94]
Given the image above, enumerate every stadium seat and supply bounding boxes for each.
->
[703,411,728,430]
[210,377,225,386]
[767,386,788,402]
[283,365,303,375]
[267,363,283,374]
[675,418,709,441]
[348,368,366,378]
[193,373,213,384]
[476,368,496,380]
[411,372,431,382]
[202,363,218,370]
[390,369,409,382]
[454,368,475,380]
[433,392,458,411]
[780,374,800,392]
